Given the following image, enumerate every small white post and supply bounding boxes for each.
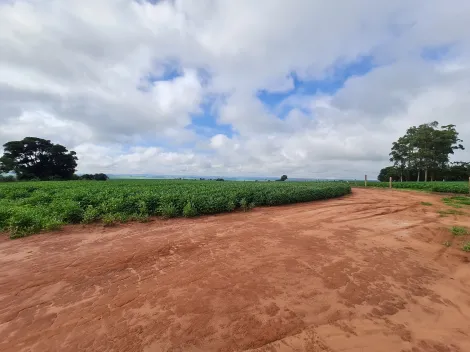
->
[365,175,368,187]
[389,177,392,189]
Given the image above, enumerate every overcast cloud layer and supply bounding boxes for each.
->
[1,0,469,178]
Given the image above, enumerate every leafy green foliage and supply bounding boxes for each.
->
[79,173,109,181]
[0,137,78,180]
[7,208,44,238]
[462,242,470,252]
[82,205,100,224]
[438,209,465,216]
[350,180,469,194]
[160,203,179,219]
[240,198,249,212]
[0,180,351,238]
[443,196,470,207]
[183,202,198,217]
[387,122,465,182]
[450,226,468,236]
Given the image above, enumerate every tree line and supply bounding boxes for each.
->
[379,121,469,182]
[0,137,108,181]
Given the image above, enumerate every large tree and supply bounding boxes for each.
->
[378,166,399,182]
[0,137,78,180]
[389,122,464,182]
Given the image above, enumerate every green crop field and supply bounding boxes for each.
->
[0,180,351,239]
[348,181,469,194]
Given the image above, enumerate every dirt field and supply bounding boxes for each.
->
[1,189,469,352]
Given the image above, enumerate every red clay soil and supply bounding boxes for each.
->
[1,189,470,352]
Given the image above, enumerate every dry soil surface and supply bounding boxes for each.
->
[1,188,470,352]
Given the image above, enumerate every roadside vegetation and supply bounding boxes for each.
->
[438,209,466,217]
[0,180,351,238]
[450,226,469,236]
[349,180,469,194]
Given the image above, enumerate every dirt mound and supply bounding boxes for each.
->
[0,189,469,351]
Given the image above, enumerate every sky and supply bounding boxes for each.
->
[1,0,470,179]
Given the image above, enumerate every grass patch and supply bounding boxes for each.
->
[463,242,470,252]
[442,196,470,208]
[438,209,465,217]
[421,202,433,206]
[348,181,469,194]
[450,226,469,236]
[450,196,470,205]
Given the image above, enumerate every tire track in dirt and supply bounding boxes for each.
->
[0,189,469,352]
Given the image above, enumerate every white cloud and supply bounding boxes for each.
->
[1,0,469,178]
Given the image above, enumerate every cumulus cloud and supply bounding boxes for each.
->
[1,0,469,178]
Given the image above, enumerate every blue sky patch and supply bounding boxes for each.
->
[257,55,376,119]
[421,44,453,61]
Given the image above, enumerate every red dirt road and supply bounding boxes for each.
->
[1,189,470,352]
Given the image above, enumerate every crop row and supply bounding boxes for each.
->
[349,181,469,194]
[0,180,351,238]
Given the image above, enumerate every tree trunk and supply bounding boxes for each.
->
[417,170,420,182]
[400,173,403,182]
[424,168,428,182]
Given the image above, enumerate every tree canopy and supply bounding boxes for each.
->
[384,122,466,181]
[0,137,78,180]
[79,173,109,181]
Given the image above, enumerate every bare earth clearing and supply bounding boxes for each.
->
[1,189,469,352]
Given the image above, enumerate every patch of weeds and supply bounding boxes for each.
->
[438,209,465,217]
[226,200,236,212]
[442,196,470,208]
[450,196,470,205]
[43,218,63,231]
[463,242,470,252]
[421,202,433,206]
[183,201,198,218]
[240,198,249,212]
[443,241,452,247]
[82,205,100,224]
[160,203,178,219]
[137,200,148,216]
[450,226,468,236]
[129,213,149,223]
[102,213,120,227]
[240,199,256,212]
